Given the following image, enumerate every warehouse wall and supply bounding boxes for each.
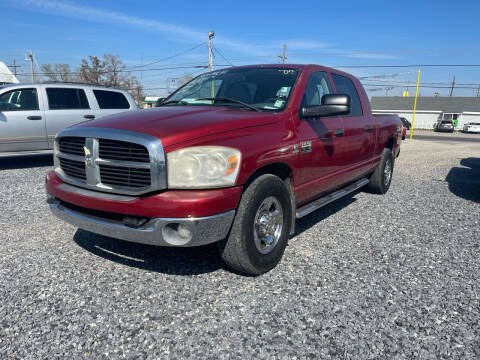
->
[372,110,440,129]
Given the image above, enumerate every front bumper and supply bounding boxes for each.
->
[48,196,235,247]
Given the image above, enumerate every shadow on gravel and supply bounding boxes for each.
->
[0,154,53,170]
[445,157,480,203]
[73,229,223,275]
[293,192,358,236]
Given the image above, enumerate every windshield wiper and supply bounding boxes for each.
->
[196,97,262,112]
[157,100,189,106]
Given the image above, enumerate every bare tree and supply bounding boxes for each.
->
[123,77,144,106]
[102,54,126,87]
[41,54,144,104]
[40,63,75,82]
[79,56,104,84]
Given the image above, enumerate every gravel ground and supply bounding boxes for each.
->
[1,138,479,359]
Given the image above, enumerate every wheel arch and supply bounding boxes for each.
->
[242,162,296,236]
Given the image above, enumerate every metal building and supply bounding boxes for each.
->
[0,62,19,85]
[371,96,480,130]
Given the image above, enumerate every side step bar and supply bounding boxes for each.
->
[296,178,369,218]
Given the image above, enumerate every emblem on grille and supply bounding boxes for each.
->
[83,146,93,167]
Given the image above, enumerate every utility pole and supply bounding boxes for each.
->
[449,75,455,97]
[208,31,215,72]
[27,51,35,82]
[8,59,20,77]
[278,43,287,64]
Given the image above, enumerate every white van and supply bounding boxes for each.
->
[0,82,138,155]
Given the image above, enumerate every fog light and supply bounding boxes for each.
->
[162,223,193,246]
[177,224,192,240]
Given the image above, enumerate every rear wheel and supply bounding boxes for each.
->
[218,174,292,275]
[366,148,394,194]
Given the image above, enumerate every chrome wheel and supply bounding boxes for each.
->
[253,196,284,254]
[384,158,392,186]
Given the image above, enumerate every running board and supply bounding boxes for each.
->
[296,178,369,218]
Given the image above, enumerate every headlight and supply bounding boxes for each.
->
[167,146,241,189]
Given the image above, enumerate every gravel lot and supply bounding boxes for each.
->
[1,135,479,359]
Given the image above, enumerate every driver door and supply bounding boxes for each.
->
[0,87,47,153]
[295,71,347,204]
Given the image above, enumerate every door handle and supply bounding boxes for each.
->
[334,128,344,137]
[365,124,372,132]
[84,115,95,119]
[27,116,42,120]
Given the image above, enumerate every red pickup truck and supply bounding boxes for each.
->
[46,64,401,275]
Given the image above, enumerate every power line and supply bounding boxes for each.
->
[360,78,480,86]
[362,82,480,90]
[8,60,20,76]
[212,46,234,66]
[337,64,480,68]
[127,43,207,70]
[1,65,209,77]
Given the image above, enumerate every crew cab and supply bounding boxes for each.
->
[0,83,137,155]
[45,64,402,275]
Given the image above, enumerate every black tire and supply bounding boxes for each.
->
[366,148,394,194]
[218,174,292,275]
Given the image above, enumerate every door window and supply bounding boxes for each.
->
[302,72,332,107]
[93,90,130,109]
[0,88,39,111]
[46,88,90,110]
[331,74,363,116]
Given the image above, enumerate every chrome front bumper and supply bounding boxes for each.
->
[48,197,235,247]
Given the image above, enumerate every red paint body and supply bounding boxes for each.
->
[46,64,401,218]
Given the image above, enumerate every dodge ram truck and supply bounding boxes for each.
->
[46,64,402,275]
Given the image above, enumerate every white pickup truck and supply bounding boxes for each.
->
[0,82,137,155]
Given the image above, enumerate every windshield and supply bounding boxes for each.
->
[164,67,300,111]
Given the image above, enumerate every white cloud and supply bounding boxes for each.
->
[9,1,398,62]
[11,0,269,55]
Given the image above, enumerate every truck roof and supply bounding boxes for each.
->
[0,82,129,92]
[213,63,356,78]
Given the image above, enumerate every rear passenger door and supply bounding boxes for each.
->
[0,87,47,152]
[331,73,375,179]
[91,89,132,118]
[43,86,95,148]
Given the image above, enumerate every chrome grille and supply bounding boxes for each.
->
[59,157,86,180]
[59,137,86,156]
[99,139,150,163]
[54,127,166,196]
[99,164,151,188]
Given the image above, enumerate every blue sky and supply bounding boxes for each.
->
[2,0,480,97]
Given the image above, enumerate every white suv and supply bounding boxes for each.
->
[0,83,138,155]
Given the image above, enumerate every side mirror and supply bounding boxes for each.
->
[301,94,351,118]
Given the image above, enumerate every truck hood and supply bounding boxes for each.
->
[77,106,278,148]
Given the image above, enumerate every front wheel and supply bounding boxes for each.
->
[218,174,292,275]
[366,148,394,194]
